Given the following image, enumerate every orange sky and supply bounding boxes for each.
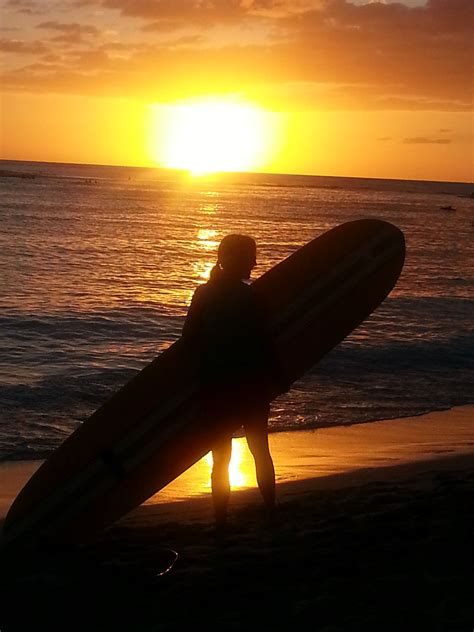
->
[1,0,473,182]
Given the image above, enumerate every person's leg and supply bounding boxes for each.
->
[245,405,275,510]
[211,434,233,529]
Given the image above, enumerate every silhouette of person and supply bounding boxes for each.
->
[182,234,281,531]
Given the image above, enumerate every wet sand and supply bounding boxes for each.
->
[1,405,473,631]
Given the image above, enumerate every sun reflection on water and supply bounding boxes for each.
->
[191,224,220,283]
[197,228,219,250]
[193,259,214,281]
[200,203,219,214]
[205,439,256,489]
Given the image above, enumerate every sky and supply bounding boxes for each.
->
[1,0,473,181]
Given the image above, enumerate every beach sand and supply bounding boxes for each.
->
[1,405,473,631]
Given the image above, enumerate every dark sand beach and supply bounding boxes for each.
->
[1,406,473,631]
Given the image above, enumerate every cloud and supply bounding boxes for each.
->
[37,21,100,44]
[5,0,41,14]
[99,0,262,26]
[0,38,48,54]
[1,0,473,111]
[402,136,452,144]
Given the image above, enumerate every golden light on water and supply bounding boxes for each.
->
[193,238,217,280]
[193,260,214,281]
[148,98,276,176]
[197,228,219,251]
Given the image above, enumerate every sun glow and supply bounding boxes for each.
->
[148,98,275,176]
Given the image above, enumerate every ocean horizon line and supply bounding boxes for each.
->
[1,157,472,187]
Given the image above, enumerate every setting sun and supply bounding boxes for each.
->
[148,98,275,176]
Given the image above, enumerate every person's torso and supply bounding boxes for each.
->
[194,279,270,382]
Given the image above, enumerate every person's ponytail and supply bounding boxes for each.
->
[209,263,223,282]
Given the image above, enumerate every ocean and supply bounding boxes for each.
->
[0,159,473,462]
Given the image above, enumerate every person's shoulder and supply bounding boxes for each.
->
[192,281,220,304]
[193,283,207,296]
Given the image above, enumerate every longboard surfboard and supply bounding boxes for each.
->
[2,219,405,548]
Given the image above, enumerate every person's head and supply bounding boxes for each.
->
[210,234,257,281]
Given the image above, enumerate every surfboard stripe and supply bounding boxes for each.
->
[2,401,200,544]
[271,226,396,335]
[281,241,403,344]
[1,391,200,544]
